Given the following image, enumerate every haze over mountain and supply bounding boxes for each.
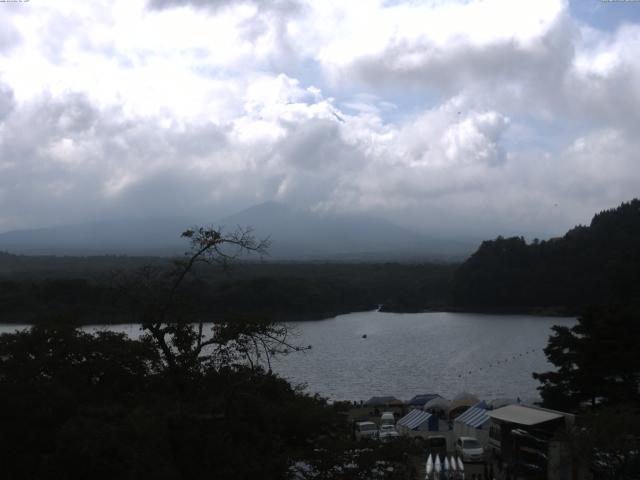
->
[219,202,476,260]
[0,202,476,260]
[0,218,190,257]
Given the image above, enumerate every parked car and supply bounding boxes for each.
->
[378,424,400,441]
[455,436,484,462]
[354,421,379,440]
[425,435,448,460]
[380,411,395,426]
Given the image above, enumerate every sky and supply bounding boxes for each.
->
[0,0,639,238]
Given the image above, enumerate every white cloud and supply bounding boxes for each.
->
[0,0,638,238]
[309,0,568,86]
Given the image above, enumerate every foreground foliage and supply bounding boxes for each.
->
[558,405,640,480]
[534,304,640,411]
[0,325,421,479]
[0,227,418,479]
[0,324,333,479]
[534,303,640,478]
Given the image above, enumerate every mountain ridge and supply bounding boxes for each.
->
[0,202,475,261]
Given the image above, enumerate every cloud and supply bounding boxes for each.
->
[0,89,227,225]
[0,82,14,121]
[312,0,570,86]
[565,23,640,132]
[307,0,640,133]
[148,0,297,11]
[146,0,306,70]
[0,0,639,239]
[0,11,22,53]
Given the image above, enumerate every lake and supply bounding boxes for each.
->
[0,310,575,402]
[272,310,575,402]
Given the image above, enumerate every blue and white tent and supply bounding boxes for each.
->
[396,409,438,434]
[453,401,490,444]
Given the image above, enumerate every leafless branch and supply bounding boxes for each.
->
[107,224,309,375]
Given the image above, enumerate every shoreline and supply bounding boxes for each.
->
[0,305,577,327]
[421,305,577,317]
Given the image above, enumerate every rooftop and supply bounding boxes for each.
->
[487,404,565,426]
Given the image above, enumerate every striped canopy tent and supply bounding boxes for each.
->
[396,409,438,433]
[450,392,480,418]
[455,403,489,427]
[453,402,491,444]
[423,396,451,414]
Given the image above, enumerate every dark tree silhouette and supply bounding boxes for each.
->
[533,304,640,411]
[451,199,640,312]
[109,225,311,374]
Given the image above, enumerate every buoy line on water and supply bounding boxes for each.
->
[456,348,541,379]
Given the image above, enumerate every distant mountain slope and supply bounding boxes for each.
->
[451,199,640,311]
[0,202,475,260]
[218,202,472,260]
[0,218,191,255]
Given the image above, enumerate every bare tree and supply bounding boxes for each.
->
[111,225,309,373]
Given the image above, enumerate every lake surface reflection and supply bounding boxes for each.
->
[272,311,575,402]
[0,311,575,402]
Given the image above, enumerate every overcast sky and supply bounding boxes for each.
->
[0,0,639,238]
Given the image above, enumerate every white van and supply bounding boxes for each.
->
[455,436,484,462]
[380,411,395,427]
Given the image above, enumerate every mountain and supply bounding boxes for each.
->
[217,202,473,260]
[0,202,475,260]
[451,198,640,311]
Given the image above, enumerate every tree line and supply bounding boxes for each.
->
[0,259,456,323]
[451,199,640,311]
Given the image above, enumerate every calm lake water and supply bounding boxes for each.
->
[272,311,575,402]
[0,311,575,402]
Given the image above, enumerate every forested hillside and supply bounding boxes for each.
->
[451,199,640,311]
[0,259,455,323]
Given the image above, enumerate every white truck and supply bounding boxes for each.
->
[354,421,379,440]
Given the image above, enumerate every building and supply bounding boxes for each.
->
[487,404,585,480]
